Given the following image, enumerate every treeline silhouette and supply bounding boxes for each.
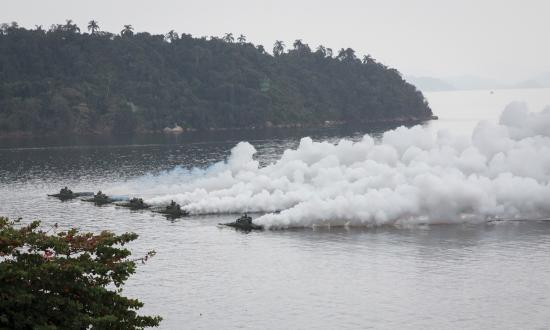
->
[0,20,432,136]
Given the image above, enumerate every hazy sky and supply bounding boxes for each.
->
[3,0,549,82]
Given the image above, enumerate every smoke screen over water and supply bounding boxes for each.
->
[110,102,550,228]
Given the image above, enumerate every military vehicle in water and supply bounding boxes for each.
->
[117,197,150,210]
[222,214,263,231]
[154,200,189,218]
[83,190,114,206]
[48,187,93,201]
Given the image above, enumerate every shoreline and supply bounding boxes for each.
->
[0,115,437,140]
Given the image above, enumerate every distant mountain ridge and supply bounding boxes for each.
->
[403,76,455,92]
[407,73,550,92]
[0,21,432,136]
[513,72,550,89]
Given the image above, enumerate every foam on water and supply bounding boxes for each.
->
[109,102,550,228]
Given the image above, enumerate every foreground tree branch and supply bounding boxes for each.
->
[0,217,161,329]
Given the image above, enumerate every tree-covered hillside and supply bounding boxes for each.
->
[0,21,432,136]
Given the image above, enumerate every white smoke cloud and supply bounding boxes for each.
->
[111,102,550,228]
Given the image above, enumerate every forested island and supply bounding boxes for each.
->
[0,21,433,136]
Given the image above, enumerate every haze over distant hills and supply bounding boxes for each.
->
[513,72,550,89]
[407,72,550,92]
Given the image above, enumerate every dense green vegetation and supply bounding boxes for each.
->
[0,21,432,136]
[0,217,161,329]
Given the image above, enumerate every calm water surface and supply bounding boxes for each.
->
[1,88,550,329]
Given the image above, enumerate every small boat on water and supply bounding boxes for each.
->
[153,200,189,218]
[116,197,150,210]
[222,214,263,231]
[82,190,115,206]
[48,187,93,200]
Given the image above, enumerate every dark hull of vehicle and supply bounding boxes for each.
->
[48,192,94,200]
[153,209,190,218]
[82,198,115,205]
[222,222,264,231]
[116,202,151,210]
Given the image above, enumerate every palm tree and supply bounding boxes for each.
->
[223,33,234,43]
[344,48,357,61]
[64,19,80,33]
[165,30,179,42]
[87,20,99,35]
[293,39,310,54]
[362,55,375,64]
[237,34,246,44]
[316,45,326,56]
[337,48,357,62]
[121,24,134,37]
[293,39,303,50]
[273,40,285,56]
